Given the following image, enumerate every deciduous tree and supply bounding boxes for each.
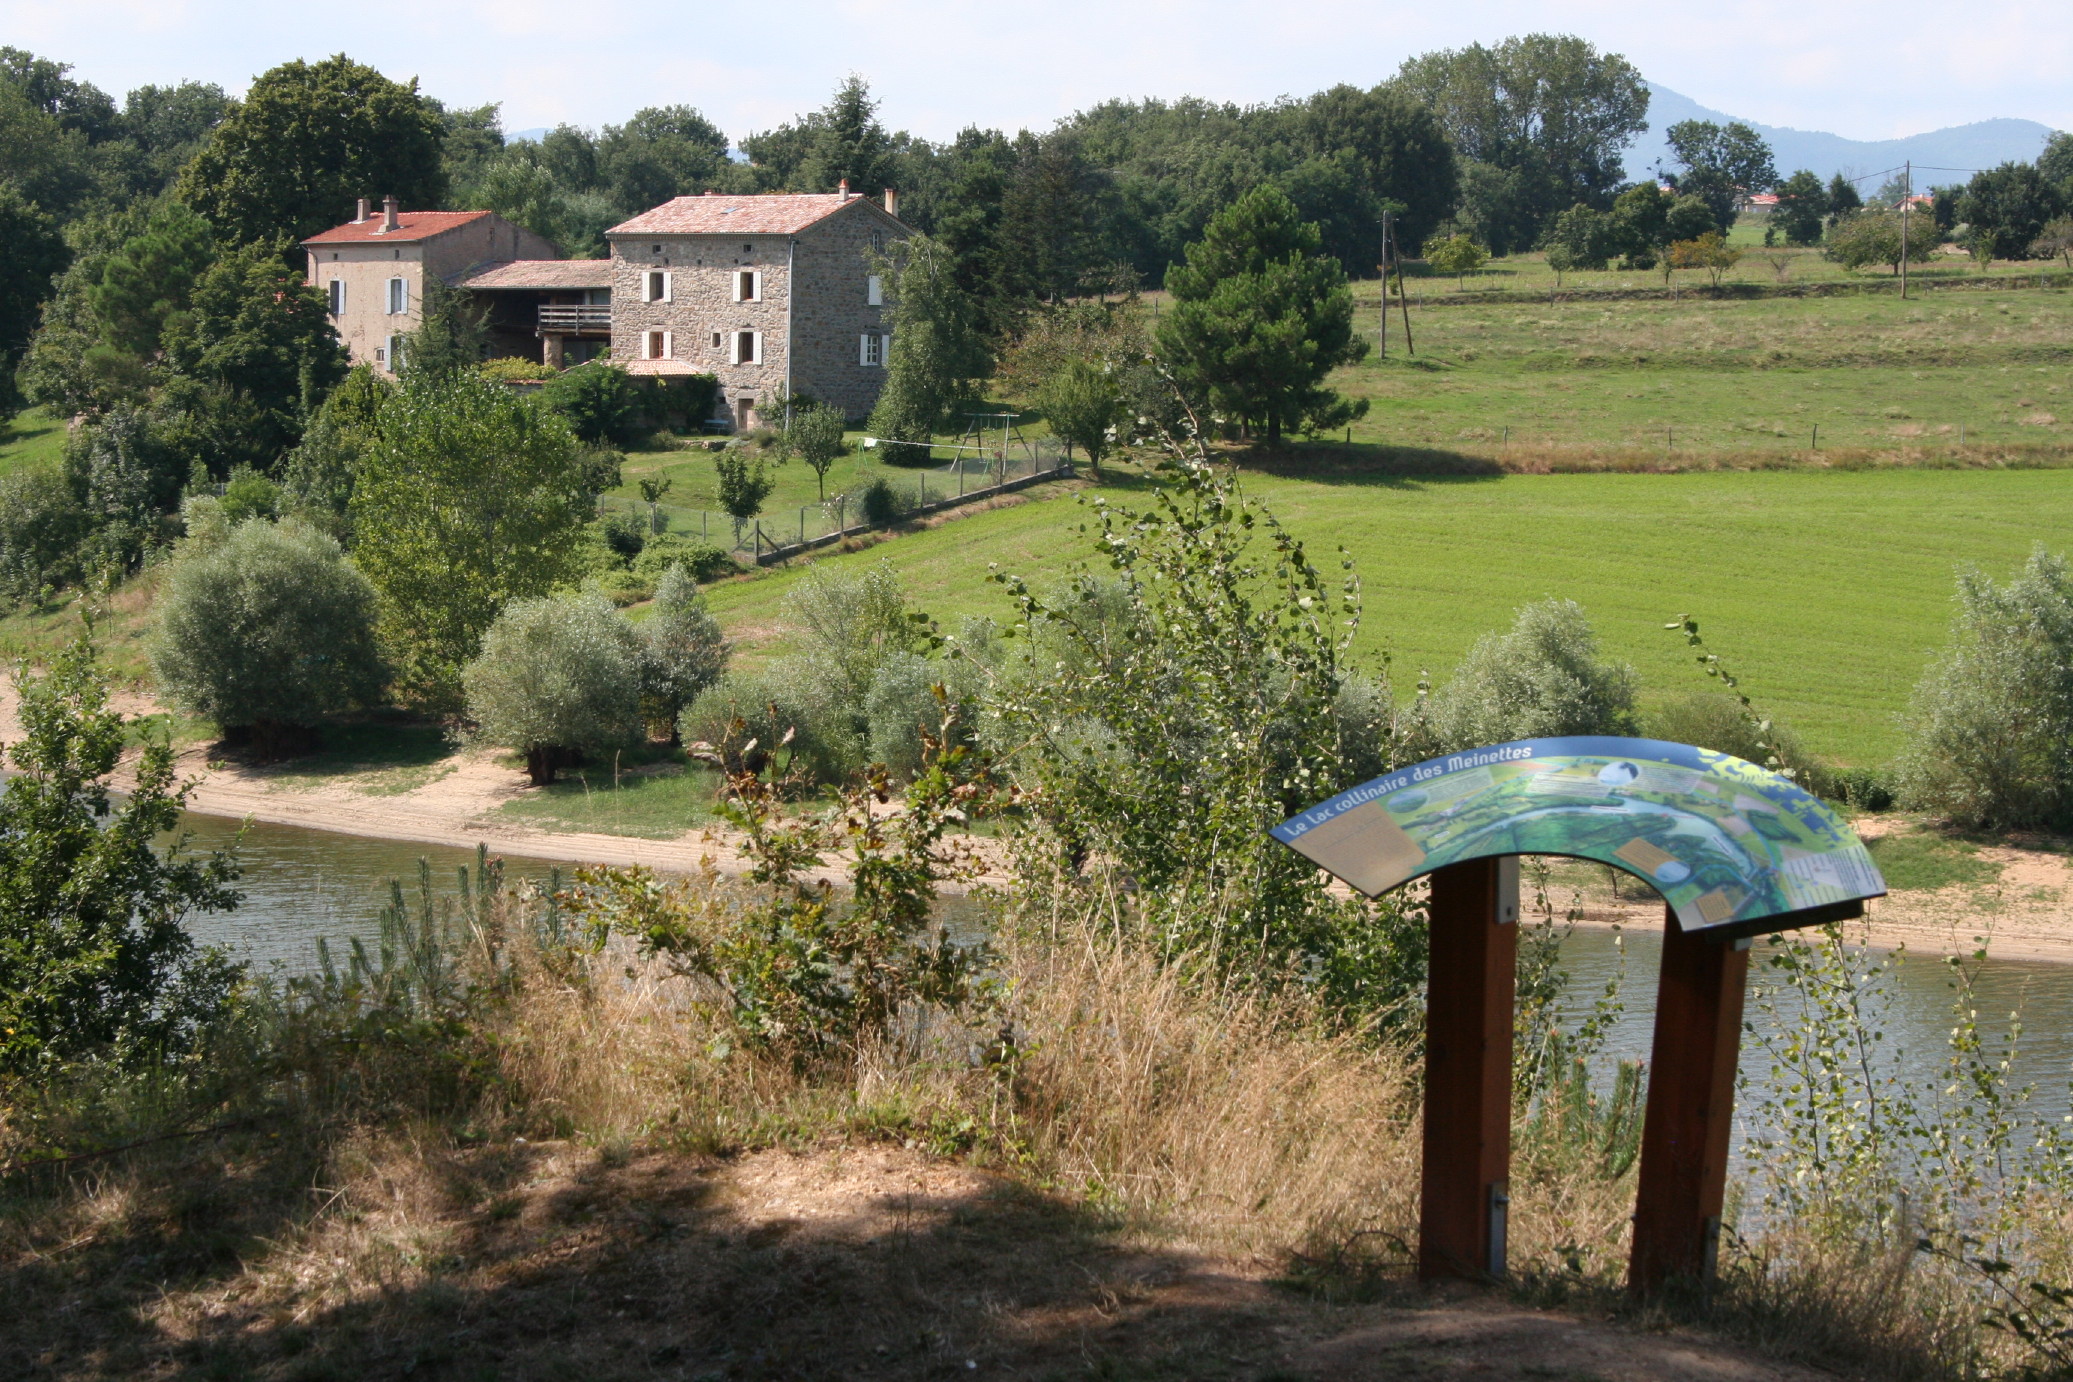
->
[350,370,591,708]
[176,54,446,248]
[0,629,242,1076]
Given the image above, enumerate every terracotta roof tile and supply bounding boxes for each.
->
[607,193,883,237]
[457,259,613,290]
[303,210,494,245]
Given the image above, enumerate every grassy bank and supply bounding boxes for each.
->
[0,408,67,479]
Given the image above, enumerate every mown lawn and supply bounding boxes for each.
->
[701,462,2073,768]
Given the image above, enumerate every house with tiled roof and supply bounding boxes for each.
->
[607,184,910,427]
[302,198,560,373]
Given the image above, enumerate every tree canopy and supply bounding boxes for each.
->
[1663,119,1776,228]
[1397,34,1648,251]
[1157,185,1369,444]
[177,54,446,247]
[350,371,593,708]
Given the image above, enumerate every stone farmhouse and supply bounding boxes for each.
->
[303,187,911,427]
[607,186,909,428]
[301,198,560,372]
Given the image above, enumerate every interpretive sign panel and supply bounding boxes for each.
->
[1272,736,1884,936]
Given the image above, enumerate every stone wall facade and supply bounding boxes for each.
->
[608,198,906,427]
[305,216,556,374]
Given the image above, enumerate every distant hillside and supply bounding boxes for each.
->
[1625,85,2057,186]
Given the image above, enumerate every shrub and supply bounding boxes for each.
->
[633,535,735,583]
[640,562,729,736]
[989,458,1425,1027]
[680,664,863,785]
[596,510,645,566]
[1894,548,2073,829]
[217,465,280,525]
[679,562,923,786]
[480,356,557,382]
[149,520,385,757]
[0,466,88,604]
[462,592,647,786]
[0,632,242,1077]
[1645,691,1831,796]
[539,362,645,447]
[858,476,909,527]
[1422,599,1638,752]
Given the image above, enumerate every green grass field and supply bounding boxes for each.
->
[0,407,68,477]
[702,462,2073,768]
[1330,281,2072,457]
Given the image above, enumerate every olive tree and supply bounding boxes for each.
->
[1418,598,1638,753]
[1896,548,2073,829]
[463,592,646,785]
[149,519,384,758]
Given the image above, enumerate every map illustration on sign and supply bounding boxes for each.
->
[1272,737,1885,936]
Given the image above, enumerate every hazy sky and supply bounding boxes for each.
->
[5,0,2069,144]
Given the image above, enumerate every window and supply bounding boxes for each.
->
[386,277,408,315]
[866,274,883,306]
[730,330,761,365]
[711,331,721,349]
[644,269,671,303]
[327,280,346,315]
[733,269,761,302]
[642,329,672,360]
[386,335,405,371]
[859,333,885,367]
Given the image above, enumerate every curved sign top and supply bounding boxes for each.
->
[1272,737,1885,937]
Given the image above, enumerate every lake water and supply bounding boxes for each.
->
[168,814,2073,1136]
[172,813,567,975]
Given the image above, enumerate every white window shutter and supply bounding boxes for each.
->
[728,331,741,365]
[751,331,762,364]
[860,334,871,366]
[661,330,673,359]
[662,271,673,303]
[867,275,882,306]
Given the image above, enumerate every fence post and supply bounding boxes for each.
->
[799,507,805,546]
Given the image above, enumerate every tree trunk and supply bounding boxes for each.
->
[526,745,558,786]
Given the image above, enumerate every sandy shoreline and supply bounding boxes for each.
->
[7,677,2073,962]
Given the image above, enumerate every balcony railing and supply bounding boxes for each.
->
[538,305,612,332]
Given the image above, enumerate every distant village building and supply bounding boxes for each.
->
[606,186,909,428]
[301,198,556,374]
[303,185,911,427]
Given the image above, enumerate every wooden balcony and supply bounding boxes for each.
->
[538,304,612,333]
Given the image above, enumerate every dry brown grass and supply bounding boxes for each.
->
[0,884,2032,1380]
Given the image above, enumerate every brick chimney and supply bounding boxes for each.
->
[356,196,370,222]
[883,187,899,218]
[381,195,399,232]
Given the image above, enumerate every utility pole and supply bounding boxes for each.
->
[1901,160,1911,300]
[1380,209,1392,359]
[1389,220,1416,355]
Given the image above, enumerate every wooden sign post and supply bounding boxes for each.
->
[1420,857,1519,1279]
[1271,736,1888,1294]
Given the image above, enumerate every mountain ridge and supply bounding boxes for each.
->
[1627,85,2058,187]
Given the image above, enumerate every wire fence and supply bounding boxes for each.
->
[597,437,1073,564]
